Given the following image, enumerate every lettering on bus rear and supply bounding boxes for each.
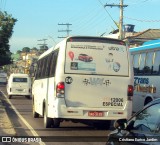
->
[103,98,124,106]
[83,77,111,87]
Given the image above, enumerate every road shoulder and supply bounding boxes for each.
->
[0,94,16,136]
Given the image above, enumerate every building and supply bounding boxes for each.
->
[105,24,160,48]
[125,29,160,47]
[11,49,39,74]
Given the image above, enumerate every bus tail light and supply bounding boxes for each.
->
[56,82,65,98]
[128,85,133,100]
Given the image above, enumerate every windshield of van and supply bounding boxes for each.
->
[65,37,129,76]
[13,78,27,82]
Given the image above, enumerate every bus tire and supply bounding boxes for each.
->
[144,97,152,106]
[32,99,39,118]
[26,95,31,99]
[8,95,12,99]
[53,118,60,128]
[93,120,111,130]
[44,106,53,128]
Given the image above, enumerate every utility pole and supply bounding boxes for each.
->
[104,0,128,40]
[58,23,72,38]
[37,38,48,49]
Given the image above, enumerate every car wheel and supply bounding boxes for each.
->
[44,106,53,128]
[26,95,31,99]
[28,95,31,99]
[144,98,152,106]
[8,95,12,99]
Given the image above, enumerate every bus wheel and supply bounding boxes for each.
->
[44,107,53,128]
[8,95,12,99]
[32,100,39,118]
[26,95,31,99]
[52,119,60,128]
[144,98,152,106]
[93,120,111,130]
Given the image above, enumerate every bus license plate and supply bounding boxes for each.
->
[88,111,103,117]
[17,89,23,91]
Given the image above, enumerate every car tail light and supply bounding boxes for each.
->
[128,85,133,100]
[56,82,65,98]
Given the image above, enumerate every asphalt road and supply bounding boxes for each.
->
[0,85,113,145]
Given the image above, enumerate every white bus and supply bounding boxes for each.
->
[130,39,160,112]
[32,36,134,128]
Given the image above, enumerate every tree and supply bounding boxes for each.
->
[16,50,22,54]
[31,47,38,51]
[0,53,12,66]
[0,11,17,66]
[22,47,30,52]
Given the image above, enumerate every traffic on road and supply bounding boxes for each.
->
[1,37,160,145]
[0,85,112,145]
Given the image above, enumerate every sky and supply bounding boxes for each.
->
[1,0,160,53]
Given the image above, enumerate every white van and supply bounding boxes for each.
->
[7,73,31,99]
[32,36,134,128]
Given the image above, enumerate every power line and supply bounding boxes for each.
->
[3,0,7,11]
[127,0,150,5]
[74,8,106,34]
[97,0,119,28]
[0,0,7,11]
[124,16,160,23]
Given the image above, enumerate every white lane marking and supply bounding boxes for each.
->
[1,91,46,145]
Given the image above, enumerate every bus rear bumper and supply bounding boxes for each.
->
[48,100,132,120]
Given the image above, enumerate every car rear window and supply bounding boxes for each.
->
[65,38,129,76]
[13,78,27,82]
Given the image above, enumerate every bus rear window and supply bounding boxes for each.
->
[65,38,129,76]
[13,78,27,82]
[67,37,126,46]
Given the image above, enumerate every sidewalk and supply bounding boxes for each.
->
[0,91,38,145]
[0,99,16,136]
[0,93,16,145]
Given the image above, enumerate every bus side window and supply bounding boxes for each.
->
[33,63,37,79]
[144,52,154,75]
[39,58,46,79]
[49,50,59,77]
[139,53,146,75]
[44,54,52,78]
[133,54,140,75]
[153,50,160,75]
[35,60,41,80]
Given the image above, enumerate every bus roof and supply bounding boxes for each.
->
[9,73,29,77]
[38,36,126,60]
[130,39,160,52]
